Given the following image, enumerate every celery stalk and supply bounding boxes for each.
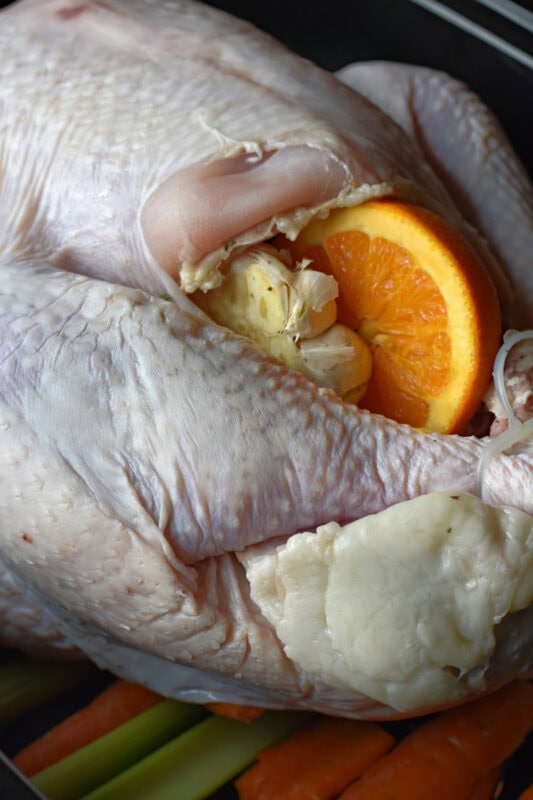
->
[32,699,206,800]
[0,657,96,727]
[81,710,308,800]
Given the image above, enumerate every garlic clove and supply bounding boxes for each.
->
[299,324,372,402]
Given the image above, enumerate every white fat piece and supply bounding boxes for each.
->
[238,492,532,712]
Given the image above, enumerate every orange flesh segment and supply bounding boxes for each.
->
[325,231,450,427]
[290,200,501,434]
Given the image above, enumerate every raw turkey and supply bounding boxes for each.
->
[0,0,531,717]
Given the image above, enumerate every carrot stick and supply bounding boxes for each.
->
[205,702,264,722]
[518,786,533,800]
[235,716,394,799]
[13,679,163,776]
[469,767,501,800]
[339,682,533,800]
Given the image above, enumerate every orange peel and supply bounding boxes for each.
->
[289,200,501,433]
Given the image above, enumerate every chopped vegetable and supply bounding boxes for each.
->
[81,710,306,800]
[30,699,206,800]
[14,679,163,776]
[205,701,264,722]
[0,656,96,727]
[235,716,394,799]
[1,654,529,800]
[338,682,533,799]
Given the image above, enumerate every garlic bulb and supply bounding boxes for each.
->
[194,246,372,401]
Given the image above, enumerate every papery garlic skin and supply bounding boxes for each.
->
[300,324,372,402]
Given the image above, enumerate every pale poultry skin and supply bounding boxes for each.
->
[0,0,531,717]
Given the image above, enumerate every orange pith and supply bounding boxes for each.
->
[289,200,501,434]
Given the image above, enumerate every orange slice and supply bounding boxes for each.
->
[288,200,501,433]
